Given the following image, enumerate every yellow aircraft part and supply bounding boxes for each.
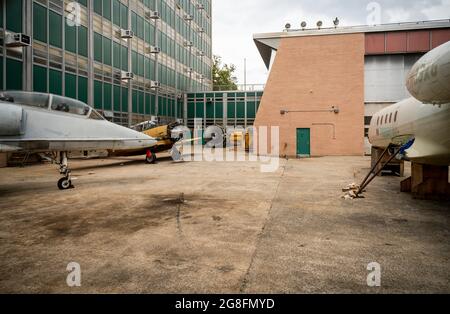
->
[230,131,251,151]
[143,125,170,139]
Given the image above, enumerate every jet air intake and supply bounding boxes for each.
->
[0,103,26,136]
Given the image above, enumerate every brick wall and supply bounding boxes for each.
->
[255,33,365,157]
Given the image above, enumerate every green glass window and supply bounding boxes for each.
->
[77,0,87,7]
[113,0,120,26]
[145,94,151,115]
[132,90,138,113]
[215,102,223,119]
[103,38,112,66]
[78,76,88,104]
[113,85,121,111]
[137,16,144,39]
[6,0,22,33]
[33,3,47,43]
[138,54,144,77]
[144,58,151,79]
[206,102,214,119]
[6,58,22,90]
[49,11,62,48]
[94,80,103,109]
[139,91,144,114]
[94,32,103,62]
[131,51,138,74]
[78,26,88,57]
[49,69,62,95]
[103,0,112,20]
[247,102,256,119]
[121,45,128,71]
[113,42,121,68]
[65,19,77,53]
[195,102,204,119]
[33,65,47,93]
[104,83,112,110]
[65,73,77,99]
[120,3,128,29]
[121,87,128,113]
[150,94,156,115]
[94,0,103,15]
[236,102,246,119]
[131,12,137,34]
[227,102,235,119]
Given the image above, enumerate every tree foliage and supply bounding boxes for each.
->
[212,55,238,91]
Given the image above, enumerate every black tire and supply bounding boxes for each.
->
[58,177,72,190]
[146,152,157,164]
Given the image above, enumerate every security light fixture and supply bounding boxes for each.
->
[333,17,340,28]
[317,21,323,29]
[285,23,291,31]
[301,21,307,30]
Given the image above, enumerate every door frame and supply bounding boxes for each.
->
[296,128,311,158]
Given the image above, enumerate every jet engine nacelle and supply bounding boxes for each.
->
[0,103,26,136]
[406,41,450,104]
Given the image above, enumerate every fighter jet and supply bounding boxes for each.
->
[0,91,157,190]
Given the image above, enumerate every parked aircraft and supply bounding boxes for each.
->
[0,91,157,190]
[369,41,450,166]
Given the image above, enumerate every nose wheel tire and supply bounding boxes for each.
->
[58,177,73,190]
[145,151,157,164]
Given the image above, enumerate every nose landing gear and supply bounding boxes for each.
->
[57,152,74,190]
[145,149,157,164]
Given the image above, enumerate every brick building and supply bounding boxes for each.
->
[253,20,450,157]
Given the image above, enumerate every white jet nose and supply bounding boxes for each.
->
[0,103,25,136]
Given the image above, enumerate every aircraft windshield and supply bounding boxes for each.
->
[0,91,49,109]
[51,95,90,116]
[89,109,105,120]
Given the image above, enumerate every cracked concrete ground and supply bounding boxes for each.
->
[0,154,449,293]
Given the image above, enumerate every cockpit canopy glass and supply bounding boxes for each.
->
[51,95,91,116]
[0,91,49,109]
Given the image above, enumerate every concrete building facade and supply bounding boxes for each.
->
[0,0,212,126]
[254,20,450,157]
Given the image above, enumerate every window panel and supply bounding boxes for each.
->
[49,11,62,48]
[33,3,47,43]
[78,76,88,104]
[78,26,88,57]
[49,69,62,95]
[65,73,77,99]
[104,83,112,110]
[6,58,22,90]
[65,19,77,53]
[33,65,47,93]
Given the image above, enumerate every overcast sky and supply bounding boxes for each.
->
[212,0,450,85]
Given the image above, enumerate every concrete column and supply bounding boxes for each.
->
[88,0,94,107]
[154,1,159,117]
[127,1,132,127]
[23,0,33,91]
[183,93,188,126]
[223,92,227,127]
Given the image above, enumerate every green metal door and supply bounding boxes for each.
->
[296,128,311,157]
